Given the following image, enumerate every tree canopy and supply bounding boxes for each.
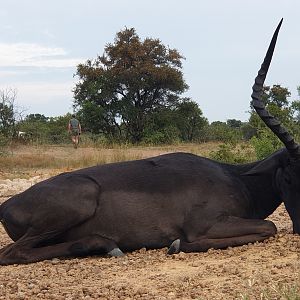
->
[247,84,300,159]
[74,27,188,143]
[249,85,299,134]
[0,88,18,137]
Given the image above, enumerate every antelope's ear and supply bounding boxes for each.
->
[242,156,279,176]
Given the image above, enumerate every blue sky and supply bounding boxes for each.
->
[0,0,299,122]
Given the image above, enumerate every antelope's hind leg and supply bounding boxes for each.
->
[0,233,123,265]
[168,216,277,254]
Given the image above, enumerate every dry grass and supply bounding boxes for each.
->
[0,142,220,178]
[241,282,300,300]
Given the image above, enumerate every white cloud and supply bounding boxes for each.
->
[0,70,30,78]
[17,81,75,103]
[41,29,56,40]
[0,9,8,18]
[0,80,76,116]
[0,43,83,68]
[14,81,75,116]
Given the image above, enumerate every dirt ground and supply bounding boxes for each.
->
[0,176,300,299]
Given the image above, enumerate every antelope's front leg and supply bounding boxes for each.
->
[168,216,276,254]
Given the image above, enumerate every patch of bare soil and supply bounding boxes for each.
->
[0,177,299,299]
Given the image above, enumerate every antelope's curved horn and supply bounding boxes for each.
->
[251,19,300,159]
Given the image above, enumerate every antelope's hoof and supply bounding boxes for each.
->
[167,239,180,255]
[108,248,125,257]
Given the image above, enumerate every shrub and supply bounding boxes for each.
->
[209,142,253,164]
[0,133,10,156]
[250,129,282,160]
[201,123,243,144]
[142,126,180,145]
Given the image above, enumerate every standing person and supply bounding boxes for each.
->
[68,114,81,148]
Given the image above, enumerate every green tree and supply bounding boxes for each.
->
[240,122,256,140]
[290,86,300,124]
[141,98,207,144]
[262,84,290,108]
[47,115,71,143]
[77,101,122,138]
[0,88,18,137]
[25,114,48,123]
[19,113,70,144]
[74,27,188,143]
[143,107,179,144]
[248,84,300,159]
[204,121,242,143]
[227,119,242,128]
[249,85,293,133]
[174,99,208,141]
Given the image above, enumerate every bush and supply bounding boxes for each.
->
[0,133,10,156]
[240,123,257,140]
[79,133,112,147]
[250,129,282,160]
[209,142,253,164]
[142,125,180,145]
[142,132,166,145]
[201,122,243,144]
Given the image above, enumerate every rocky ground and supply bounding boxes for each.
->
[0,176,300,299]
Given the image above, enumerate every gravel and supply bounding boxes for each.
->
[0,177,299,299]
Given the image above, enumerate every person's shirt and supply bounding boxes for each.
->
[69,118,80,129]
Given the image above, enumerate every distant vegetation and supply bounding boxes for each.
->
[1,28,300,163]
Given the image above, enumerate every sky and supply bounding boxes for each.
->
[0,0,299,123]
